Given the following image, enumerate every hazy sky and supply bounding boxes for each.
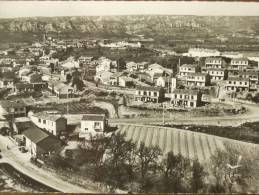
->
[0,1,259,18]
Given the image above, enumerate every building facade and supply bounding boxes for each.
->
[135,86,164,103]
[170,89,202,108]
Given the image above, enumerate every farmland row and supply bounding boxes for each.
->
[116,124,259,162]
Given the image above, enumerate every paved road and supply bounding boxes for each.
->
[0,136,95,193]
[109,103,259,127]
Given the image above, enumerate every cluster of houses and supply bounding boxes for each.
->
[0,98,108,158]
[93,54,258,108]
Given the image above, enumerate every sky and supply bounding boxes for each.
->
[0,1,259,18]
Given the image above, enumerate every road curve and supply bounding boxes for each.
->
[109,103,259,127]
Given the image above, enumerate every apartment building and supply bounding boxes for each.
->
[205,57,226,69]
[225,77,250,92]
[179,64,200,77]
[170,89,202,108]
[135,86,165,103]
[186,73,210,87]
[0,100,27,118]
[202,68,227,82]
[230,58,249,70]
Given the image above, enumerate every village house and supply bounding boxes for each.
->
[0,100,27,118]
[0,77,14,89]
[22,72,43,84]
[95,71,113,85]
[230,58,249,70]
[186,73,211,87]
[30,112,67,136]
[179,64,200,77]
[205,57,226,69]
[110,73,134,87]
[126,61,138,72]
[170,89,202,108]
[22,124,64,158]
[229,70,258,90]
[225,77,250,92]
[79,114,108,139]
[201,68,227,82]
[135,86,165,103]
[15,83,47,93]
[48,81,75,99]
[156,76,171,89]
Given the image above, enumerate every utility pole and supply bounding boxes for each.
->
[162,103,166,125]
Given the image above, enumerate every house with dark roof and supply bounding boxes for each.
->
[0,100,27,119]
[30,112,67,136]
[22,124,64,158]
[79,114,107,139]
[135,86,165,103]
[170,89,202,108]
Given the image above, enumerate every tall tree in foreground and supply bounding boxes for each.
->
[103,133,136,191]
[190,159,207,193]
[135,142,162,192]
[161,152,192,193]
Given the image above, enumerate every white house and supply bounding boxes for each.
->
[79,114,107,139]
[30,112,67,136]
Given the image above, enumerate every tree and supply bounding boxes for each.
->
[161,152,191,193]
[117,58,126,72]
[72,78,85,91]
[66,73,72,83]
[103,133,136,191]
[210,148,253,193]
[135,142,162,192]
[84,134,109,180]
[136,142,162,180]
[190,159,207,193]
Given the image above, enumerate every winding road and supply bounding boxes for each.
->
[110,103,259,127]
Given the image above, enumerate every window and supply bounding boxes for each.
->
[240,82,242,85]
[154,92,157,97]
[174,94,177,99]
[43,120,46,124]
[245,82,247,85]
[94,122,101,129]
[191,96,194,100]
[180,95,182,99]
[143,91,147,95]
[38,118,41,123]
[149,91,151,96]
[229,81,232,84]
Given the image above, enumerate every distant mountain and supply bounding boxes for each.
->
[0,15,258,37]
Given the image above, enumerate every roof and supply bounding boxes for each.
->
[231,58,248,62]
[205,57,223,61]
[23,125,49,144]
[33,112,67,122]
[180,64,197,68]
[238,71,258,76]
[82,114,106,121]
[0,100,26,108]
[203,67,225,71]
[227,77,250,82]
[153,73,164,78]
[172,89,200,95]
[188,73,208,77]
[23,125,63,151]
[37,136,62,152]
[136,86,161,92]
[15,83,34,89]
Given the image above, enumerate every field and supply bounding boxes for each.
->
[116,124,259,162]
